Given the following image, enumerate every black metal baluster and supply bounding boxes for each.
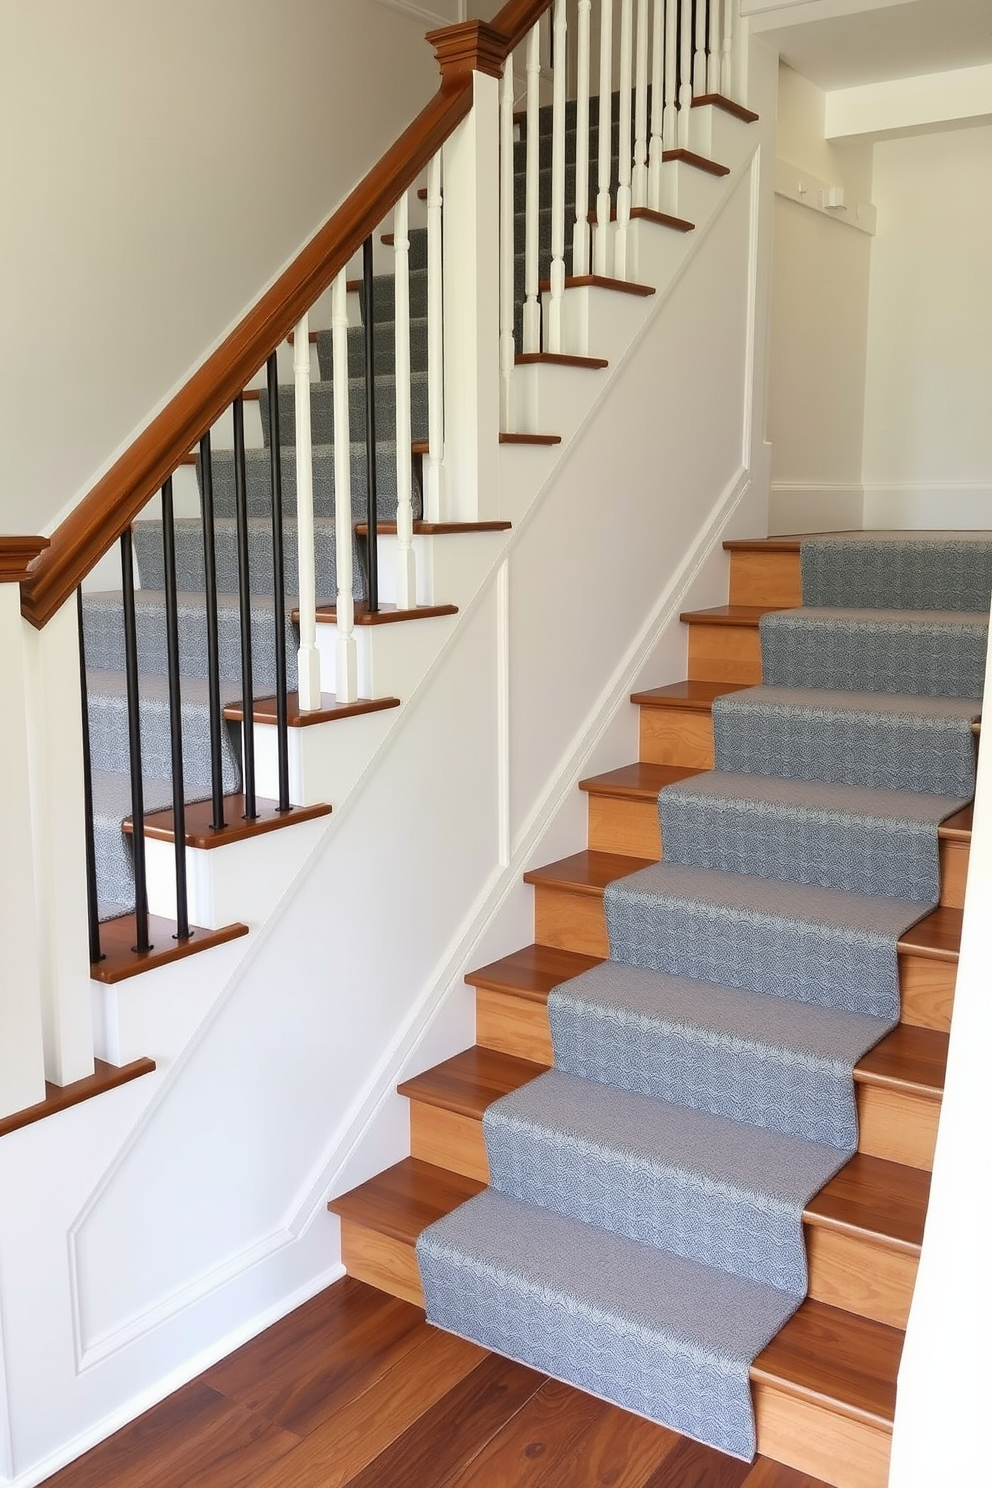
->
[233,395,258,819]
[199,431,226,831]
[266,352,290,812]
[76,588,103,965]
[161,477,191,941]
[363,235,380,614]
[120,527,151,953]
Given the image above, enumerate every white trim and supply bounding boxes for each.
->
[863,482,992,530]
[774,158,876,234]
[768,482,865,533]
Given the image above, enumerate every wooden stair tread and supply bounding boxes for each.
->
[692,93,760,123]
[854,1023,946,1099]
[91,914,249,984]
[631,679,749,709]
[751,1299,900,1431]
[466,943,604,1002]
[803,1153,929,1253]
[523,848,653,894]
[661,148,731,176]
[397,1047,547,1118]
[514,352,609,369]
[679,603,778,626]
[938,802,973,839]
[724,537,803,553]
[898,904,962,961]
[538,274,656,297]
[579,762,704,799]
[224,693,400,727]
[310,601,458,626]
[134,795,331,849]
[355,521,512,535]
[499,432,562,445]
[328,1157,483,1243]
[0,1057,156,1141]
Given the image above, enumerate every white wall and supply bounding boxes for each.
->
[861,124,992,528]
[0,0,438,537]
[767,63,873,533]
[889,601,992,1487]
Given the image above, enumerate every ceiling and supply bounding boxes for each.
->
[752,0,992,90]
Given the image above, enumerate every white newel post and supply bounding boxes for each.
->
[432,24,504,522]
[0,548,48,1116]
[1,543,93,1115]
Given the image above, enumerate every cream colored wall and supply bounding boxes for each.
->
[861,124,992,528]
[766,63,873,533]
[0,0,438,537]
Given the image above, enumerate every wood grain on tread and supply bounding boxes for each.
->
[578,762,704,798]
[223,692,400,727]
[514,352,609,368]
[0,1058,156,1141]
[752,1301,900,1431]
[632,679,749,709]
[328,1158,484,1243]
[804,1154,928,1252]
[692,93,760,123]
[135,795,331,849]
[499,432,562,444]
[661,148,731,175]
[523,848,652,895]
[311,601,458,626]
[537,273,656,296]
[91,914,249,983]
[467,943,603,1000]
[398,1046,546,1118]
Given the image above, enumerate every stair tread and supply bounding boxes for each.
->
[938,802,973,838]
[752,1299,901,1430]
[397,1047,547,1116]
[631,679,750,709]
[466,943,604,1001]
[523,848,653,893]
[854,1023,947,1098]
[328,1157,484,1242]
[578,762,704,798]
[803,1153,929,1253]
[680,603,779,626]
[898,903,962,960]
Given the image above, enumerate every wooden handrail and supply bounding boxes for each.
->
[20,2,555,630]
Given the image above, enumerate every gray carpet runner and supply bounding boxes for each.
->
[418,531,988,1460]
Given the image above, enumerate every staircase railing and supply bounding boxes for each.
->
[3,0,746,1111]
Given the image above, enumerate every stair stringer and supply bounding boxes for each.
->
[0,63,781,1488]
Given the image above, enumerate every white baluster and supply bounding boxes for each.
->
[678,0,693,149]
[614,0,633,280]
[523,23,542,353]
[293,311,321,710]
[499,53,516,430]
[708,0,721,95]
[632,0,650,208]
[392,192,415,610]
[572,0,592,278]
[721,0,735,101]
[425,150,445,522]
[594,0,614,277]
[331,272,358,703]
[693,0,707,98]
[547,0,567,351]
[663,0,678,153]
[648,0,665,209]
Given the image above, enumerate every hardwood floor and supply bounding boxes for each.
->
[42,1276,835,1488]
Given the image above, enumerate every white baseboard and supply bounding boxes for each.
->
[767,483,864,534]
[862,484,992,530]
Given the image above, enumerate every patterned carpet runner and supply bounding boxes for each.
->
[418,531,987,1459]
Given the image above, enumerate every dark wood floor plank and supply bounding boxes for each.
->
[343,1353,546,1488]
[452,1380,684,1488]
[643,1433,753,1488]
[244,1325,489,1488]
[203,1276,426,1435]
[41,1381,299,1488]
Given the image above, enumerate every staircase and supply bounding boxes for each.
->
[329,532,984,1488]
